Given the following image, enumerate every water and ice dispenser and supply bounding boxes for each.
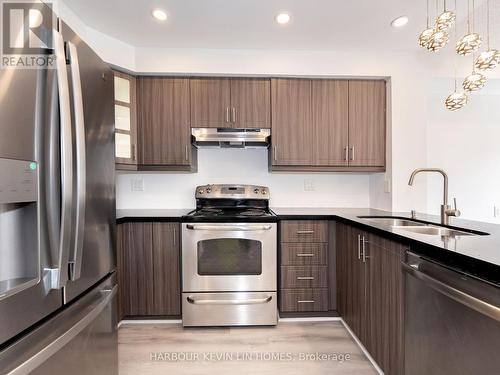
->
[0,158,39,299]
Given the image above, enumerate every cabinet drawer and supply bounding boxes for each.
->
[281,243,328,265]
[280,289,329,312]
[280,220,328,243]
[280,266,328,288]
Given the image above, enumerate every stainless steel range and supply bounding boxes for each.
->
[181,185,277,327]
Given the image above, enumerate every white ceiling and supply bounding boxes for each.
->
[62,0,432,51]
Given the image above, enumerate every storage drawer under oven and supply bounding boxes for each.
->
[182,292,277,326]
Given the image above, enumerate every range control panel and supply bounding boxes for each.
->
[0,158,38,204]
[195,184,270,200]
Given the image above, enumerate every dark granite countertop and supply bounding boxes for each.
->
[116,208,193,223]
[272,207,500,284]
[116,207,500,283]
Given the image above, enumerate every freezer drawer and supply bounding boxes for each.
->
[182,292,277,327]
[0,274,118,375]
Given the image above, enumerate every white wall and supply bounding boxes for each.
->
[425,78,500,223]
[116,149,371,209]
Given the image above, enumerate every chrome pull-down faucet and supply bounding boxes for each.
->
[408,168,460,226]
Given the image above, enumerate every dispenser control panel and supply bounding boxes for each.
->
[0,158,37,204]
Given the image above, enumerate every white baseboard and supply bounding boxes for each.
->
[340,319,384,375]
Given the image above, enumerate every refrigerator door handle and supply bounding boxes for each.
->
[67,42,86,281]
[6,285,117,375]
[48,29,73,290]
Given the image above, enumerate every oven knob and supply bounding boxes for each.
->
[261,189,267,195]
[198,189,204,194]
[254,188,260,194]
[206,187,212,194]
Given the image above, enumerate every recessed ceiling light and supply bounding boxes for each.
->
[152,9,167,21]
[391,15,409,28]
[275,13,291,25]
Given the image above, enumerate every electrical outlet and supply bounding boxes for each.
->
[131,177,144,192]
[384,178,391,193]
[304,179,315,192]
[494,205,500,218]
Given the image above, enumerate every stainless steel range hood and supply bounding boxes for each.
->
[191,128,271,148]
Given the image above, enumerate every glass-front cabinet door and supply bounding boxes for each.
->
[113,71,137,168]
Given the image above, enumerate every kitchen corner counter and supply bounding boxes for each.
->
[272,207,500,285]
[116,208,192,223]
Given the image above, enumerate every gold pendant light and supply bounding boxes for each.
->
[463,56,486,91]
[474,0,500,70]
[445,92,468,110]
[419,0,436,48]
[436,0,456,31]
[456,0,482,56]
[428,30,450,51]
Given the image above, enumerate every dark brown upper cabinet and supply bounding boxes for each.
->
[137,77,194,170]
[230,78,271,128]
[271,79,313,166]
[190,78,271,129]
[348,80,386,167]
[312,80,349,166]
[190,78,231,128]
[271,78,386,172]
[114,71,138,170]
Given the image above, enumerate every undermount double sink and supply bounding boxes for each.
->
[358,216,489,238]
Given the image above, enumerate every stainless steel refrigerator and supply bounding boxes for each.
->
[0,5,117,374]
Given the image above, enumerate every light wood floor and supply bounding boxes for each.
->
[118,321,377,374]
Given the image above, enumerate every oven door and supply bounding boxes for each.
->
[182,222,277,292]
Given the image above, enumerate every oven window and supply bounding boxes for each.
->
[197,238,262,275]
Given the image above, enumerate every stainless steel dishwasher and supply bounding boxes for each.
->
[403,252,500,375]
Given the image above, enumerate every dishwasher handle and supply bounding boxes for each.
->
[402,255,500,323]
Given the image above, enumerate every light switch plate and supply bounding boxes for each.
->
[494,205,500,218]
[131,177,144,192]
[304,179,315,192]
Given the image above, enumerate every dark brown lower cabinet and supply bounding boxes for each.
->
[117,222,181,319]
[336,221,405,375]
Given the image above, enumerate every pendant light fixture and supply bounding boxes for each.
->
[463,54,487,91]
[456,0,482,55]
[446,80,468,110]
[428,0,449,51]
[474,0,500,70]
[447,13,468,111]
[436,0,456,31]
[419,0,436,48]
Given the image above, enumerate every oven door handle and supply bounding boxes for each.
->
[185,224,273,231]
[186,295,273,305]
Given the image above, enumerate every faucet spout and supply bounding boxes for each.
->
[407,168,458,226]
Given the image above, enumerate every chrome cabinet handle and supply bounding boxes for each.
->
[297,276,314,280]
[187,296,272,305]
[67,42,86,282]
[361,237,368,263]
[297,300,315,304]
[344,146,349,162]
[51,29,73,290]
[273,145,277,161]
[186,224,272,231]
[225,107,230,123]
[231,107,236,123]
[296,230,314,234]
[357,234,362,260]
[131,144,136,161]
[185,145,189,161]
[297,253,315,257]
[350,146,355,161]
